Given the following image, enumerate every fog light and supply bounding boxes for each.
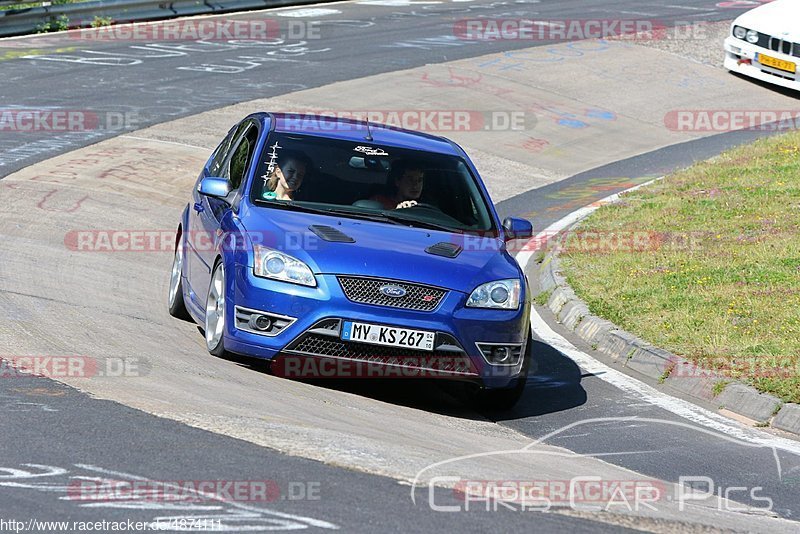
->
[249,315,273,332]
[477,343,524,366]
[491,346,511,364]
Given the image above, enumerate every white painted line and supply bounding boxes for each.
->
[618,10,659,17]
[75,464,340,529]
[274,8,342,17]
[515,180,800,456]
[530,312,800,455]
[357,0,442,5]
[665,5,711,11]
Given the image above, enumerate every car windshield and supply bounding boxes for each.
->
[249,132,497,235]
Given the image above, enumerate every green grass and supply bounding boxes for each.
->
[534,288,554,307]
[559,132,800,403]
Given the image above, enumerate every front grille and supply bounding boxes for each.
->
[337,276,447,312]
[285,332,476,375]
[769,36,794,57]
[745,31,800,59]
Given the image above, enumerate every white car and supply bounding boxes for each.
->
[723,0,800,91]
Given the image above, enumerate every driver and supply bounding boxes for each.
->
[371,160,425,210]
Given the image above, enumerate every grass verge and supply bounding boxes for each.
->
[558,132,800,403]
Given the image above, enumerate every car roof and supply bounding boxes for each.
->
[258,112,463,157]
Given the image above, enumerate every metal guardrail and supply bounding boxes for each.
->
[0,0,331,38]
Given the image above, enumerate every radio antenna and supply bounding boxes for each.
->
[364,119,373,142]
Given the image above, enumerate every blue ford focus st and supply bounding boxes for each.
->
[168,112,534,408]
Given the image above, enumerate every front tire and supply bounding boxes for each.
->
[168,239,191,320]
[205,261,227,357]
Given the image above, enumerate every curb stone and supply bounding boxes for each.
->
[716,383,782,424]
[773,404,800,435]
[534,236,800,437]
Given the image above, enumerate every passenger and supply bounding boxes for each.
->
[372,160,425,210]
[262,151,310,201]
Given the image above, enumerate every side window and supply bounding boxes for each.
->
[222,123,259,191]
[208,126,238,176]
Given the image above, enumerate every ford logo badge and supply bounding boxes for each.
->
[379,285,407,298]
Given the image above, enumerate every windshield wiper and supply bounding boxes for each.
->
[256,200,404,225]
[254,199,332,215]
[323,207,406,225]
[380,212,460,233]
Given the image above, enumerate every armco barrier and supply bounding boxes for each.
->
[0,0,333,38]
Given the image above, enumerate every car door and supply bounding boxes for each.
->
[185,122,240,306]
[189,120,259,306]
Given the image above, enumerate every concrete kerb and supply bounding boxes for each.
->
[532,217,799,437]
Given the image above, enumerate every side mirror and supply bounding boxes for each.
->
[198,177,232,199]
[502,217,533,242]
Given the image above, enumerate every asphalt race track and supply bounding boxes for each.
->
[2,1,799,532]
[0,0,740,177]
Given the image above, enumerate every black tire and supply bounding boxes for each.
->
[167,238,191,320]
[204,261,228,358]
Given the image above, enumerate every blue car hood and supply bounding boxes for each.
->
[240,206,520,293]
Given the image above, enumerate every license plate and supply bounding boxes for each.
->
[758,53,796,73]
[341,321,435,352]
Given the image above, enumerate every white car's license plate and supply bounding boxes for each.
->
[341,321,435,352]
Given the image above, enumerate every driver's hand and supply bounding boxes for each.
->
[396,200,418,209]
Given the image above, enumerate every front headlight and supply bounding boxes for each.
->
[733,25,747,40]
[746,29,759,44]
[467,279,521,309]
[253,245,316,287]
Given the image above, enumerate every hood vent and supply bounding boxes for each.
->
[309,225,355,243]
[425,242,462,258]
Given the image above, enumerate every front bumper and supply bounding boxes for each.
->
[724,36,800,91]
[223,263,530,389]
